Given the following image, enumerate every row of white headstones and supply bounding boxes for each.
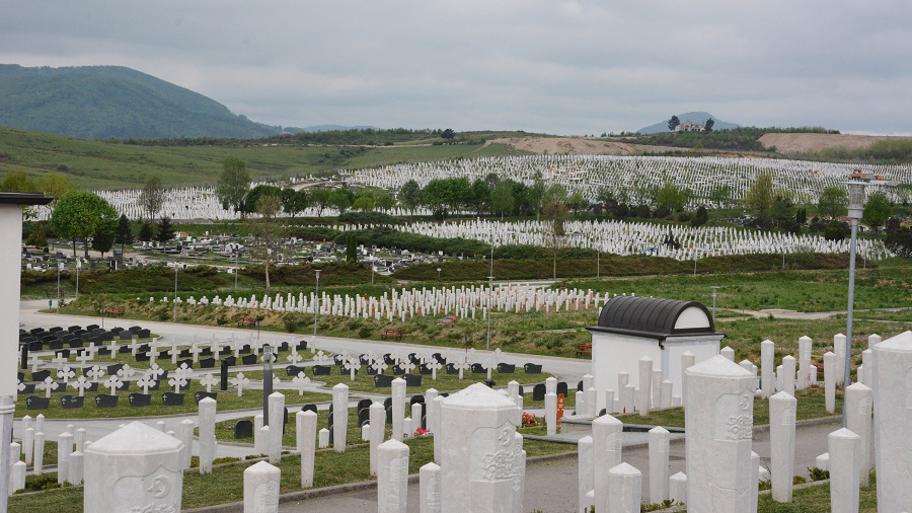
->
[154,283,611,322]
[15,331,909,513]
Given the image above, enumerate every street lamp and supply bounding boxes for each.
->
[172,264,179,322]
[313,269,321,338]
[843,177,867,403]
[262,344,274,425]
[486,274,494,351]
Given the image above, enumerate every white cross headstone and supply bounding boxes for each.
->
[37,376,59,398]
[343,357,361,381]
[189,343,203,363]
[292,372,311,395]
[137,373,156,395]
[371,360,388,374]
[199,373,218,393]
[169,363,193,393]
[57,365,76,385]
[427,360,442,381]
[87,365,106,384]
[116,364,134,380]
[30,354,42,373]
[75,351,92,368]
[108,338,118,359]
[230,372,251,397]
[70,376,91,397]
[128,337,142,356]
[103,375,124,396]
[286,350,304,365]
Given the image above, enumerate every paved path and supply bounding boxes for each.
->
[277,419,839,513]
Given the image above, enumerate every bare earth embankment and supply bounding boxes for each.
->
[487,136,692,155]
[759,132,912,155]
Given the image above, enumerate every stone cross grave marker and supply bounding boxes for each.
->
[103,375,124,396]
[230,372,251,397]
[70,376,91,397]
[58,365,76,385]
[87,365,106,384]
[292,372,311,395]
[169,364,193,393]
[37,376,59,398]
[199,373,218,393]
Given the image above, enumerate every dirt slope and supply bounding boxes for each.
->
[488,136,691,155]
[759,133,912,154]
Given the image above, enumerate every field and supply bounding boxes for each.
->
[759,132,912,155]
[0,127,525,189]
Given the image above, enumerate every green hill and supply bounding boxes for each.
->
[0,127,526,189]
[0,64,282,140]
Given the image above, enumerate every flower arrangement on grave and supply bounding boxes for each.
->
[521,411,538,427]
[413,427,428,437]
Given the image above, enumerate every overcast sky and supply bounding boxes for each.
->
[2,0,910,135]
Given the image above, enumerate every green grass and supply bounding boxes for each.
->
[0,127,525,189]
[10,426,570,513]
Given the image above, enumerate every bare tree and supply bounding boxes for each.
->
[139,176,166,222]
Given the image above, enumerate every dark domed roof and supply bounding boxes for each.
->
[591,296,716,340]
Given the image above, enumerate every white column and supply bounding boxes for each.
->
[769,391,797,502]
[607,462,641,513]
[198,396,217,474]
[296,410,317,488]
[650,369,663,408]
[177,419,194,470]
[243,461,280,513]
[419,462,442,513]
[828,428,861,513]
[378,439,409,513]
[411,402,424,434]
[585,387,598,417]
[680,352,695,401]
[823,351,837,414]
[637,356,652,416]
[268,392,285,462]
[545,376,557,395]
[84,422,183,513]
[10,461,25,494]
[425,388,439,431]
[544,392,557,436]
[780,355,796,396]
[67,451,83,485]
[592,414,623,513]
[648,426,670,504]
[22,427,33,466]
[332,383,349,452]
[760,340,775,398]
[797,336,812,390]
[834,333,847,385]
[57,432,73,484]
[685,355,754,513]
[439,383,522,513]
[844,383,873,486]
[33,432,44,475]
[750,451,760,513]
[669,472,687,504]
[391,378,406,441]
[369,402,385,475]
[872,332,912,513]
[577,435,594,513]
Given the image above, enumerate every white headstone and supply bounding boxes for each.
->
[872,331,912,513]
[544,392,557,436]
[391,378,406,441]
[84,422,184,513]
[419,462,442,513]
[68,451,84,486]
[577,435,593,513]
[648,426,670,504]
[378,439,410,513]
[243,461,280,513]
[769,391,797,502]
[438,383,522,513]
[267,392,285,463]
[296,410,317,488]
[823,351,837,414]
[57,432,73,484]
[637,356,652,416]
[844,383,873,486]
[369,402,386,475]
[760,340,775,398]
[684,355,754,513]
[607,462,641,513]
[198,397,217,474]
[828,428,861,513]
[592,414,623,513]
[669,472,687,504]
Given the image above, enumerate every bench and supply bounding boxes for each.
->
[576,343,592,357]
[381,327,402,341]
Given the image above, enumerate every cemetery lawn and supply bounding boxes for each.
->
[10,430,571,513]
[617,387,840,428]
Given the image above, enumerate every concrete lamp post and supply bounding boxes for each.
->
[0,193,52,513]
[843,176,867,424]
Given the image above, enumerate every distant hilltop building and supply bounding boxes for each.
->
[674,122,706,132]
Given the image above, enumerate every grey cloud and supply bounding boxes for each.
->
[0,0,910,134]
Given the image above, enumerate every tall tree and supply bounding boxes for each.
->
[653,181,692,213]
[157,217,175,243]
[329,188,354,214]
[542,185,568,279]
[398,180,421,210]
[92,228,114,257]
[667,115,680,132]
[491,180,515,219]
[138,222,154,242]
[139,175,166,221]
[745,174,775,221]
[703,118,715,132]
[49,191,118,257]
[862,191,892,232]
[114,214,133,253]
[440,128,456,140]
[216,157,251,211]
[818,186,848,220]
[310,189,331,217]
[254,192,282,288]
